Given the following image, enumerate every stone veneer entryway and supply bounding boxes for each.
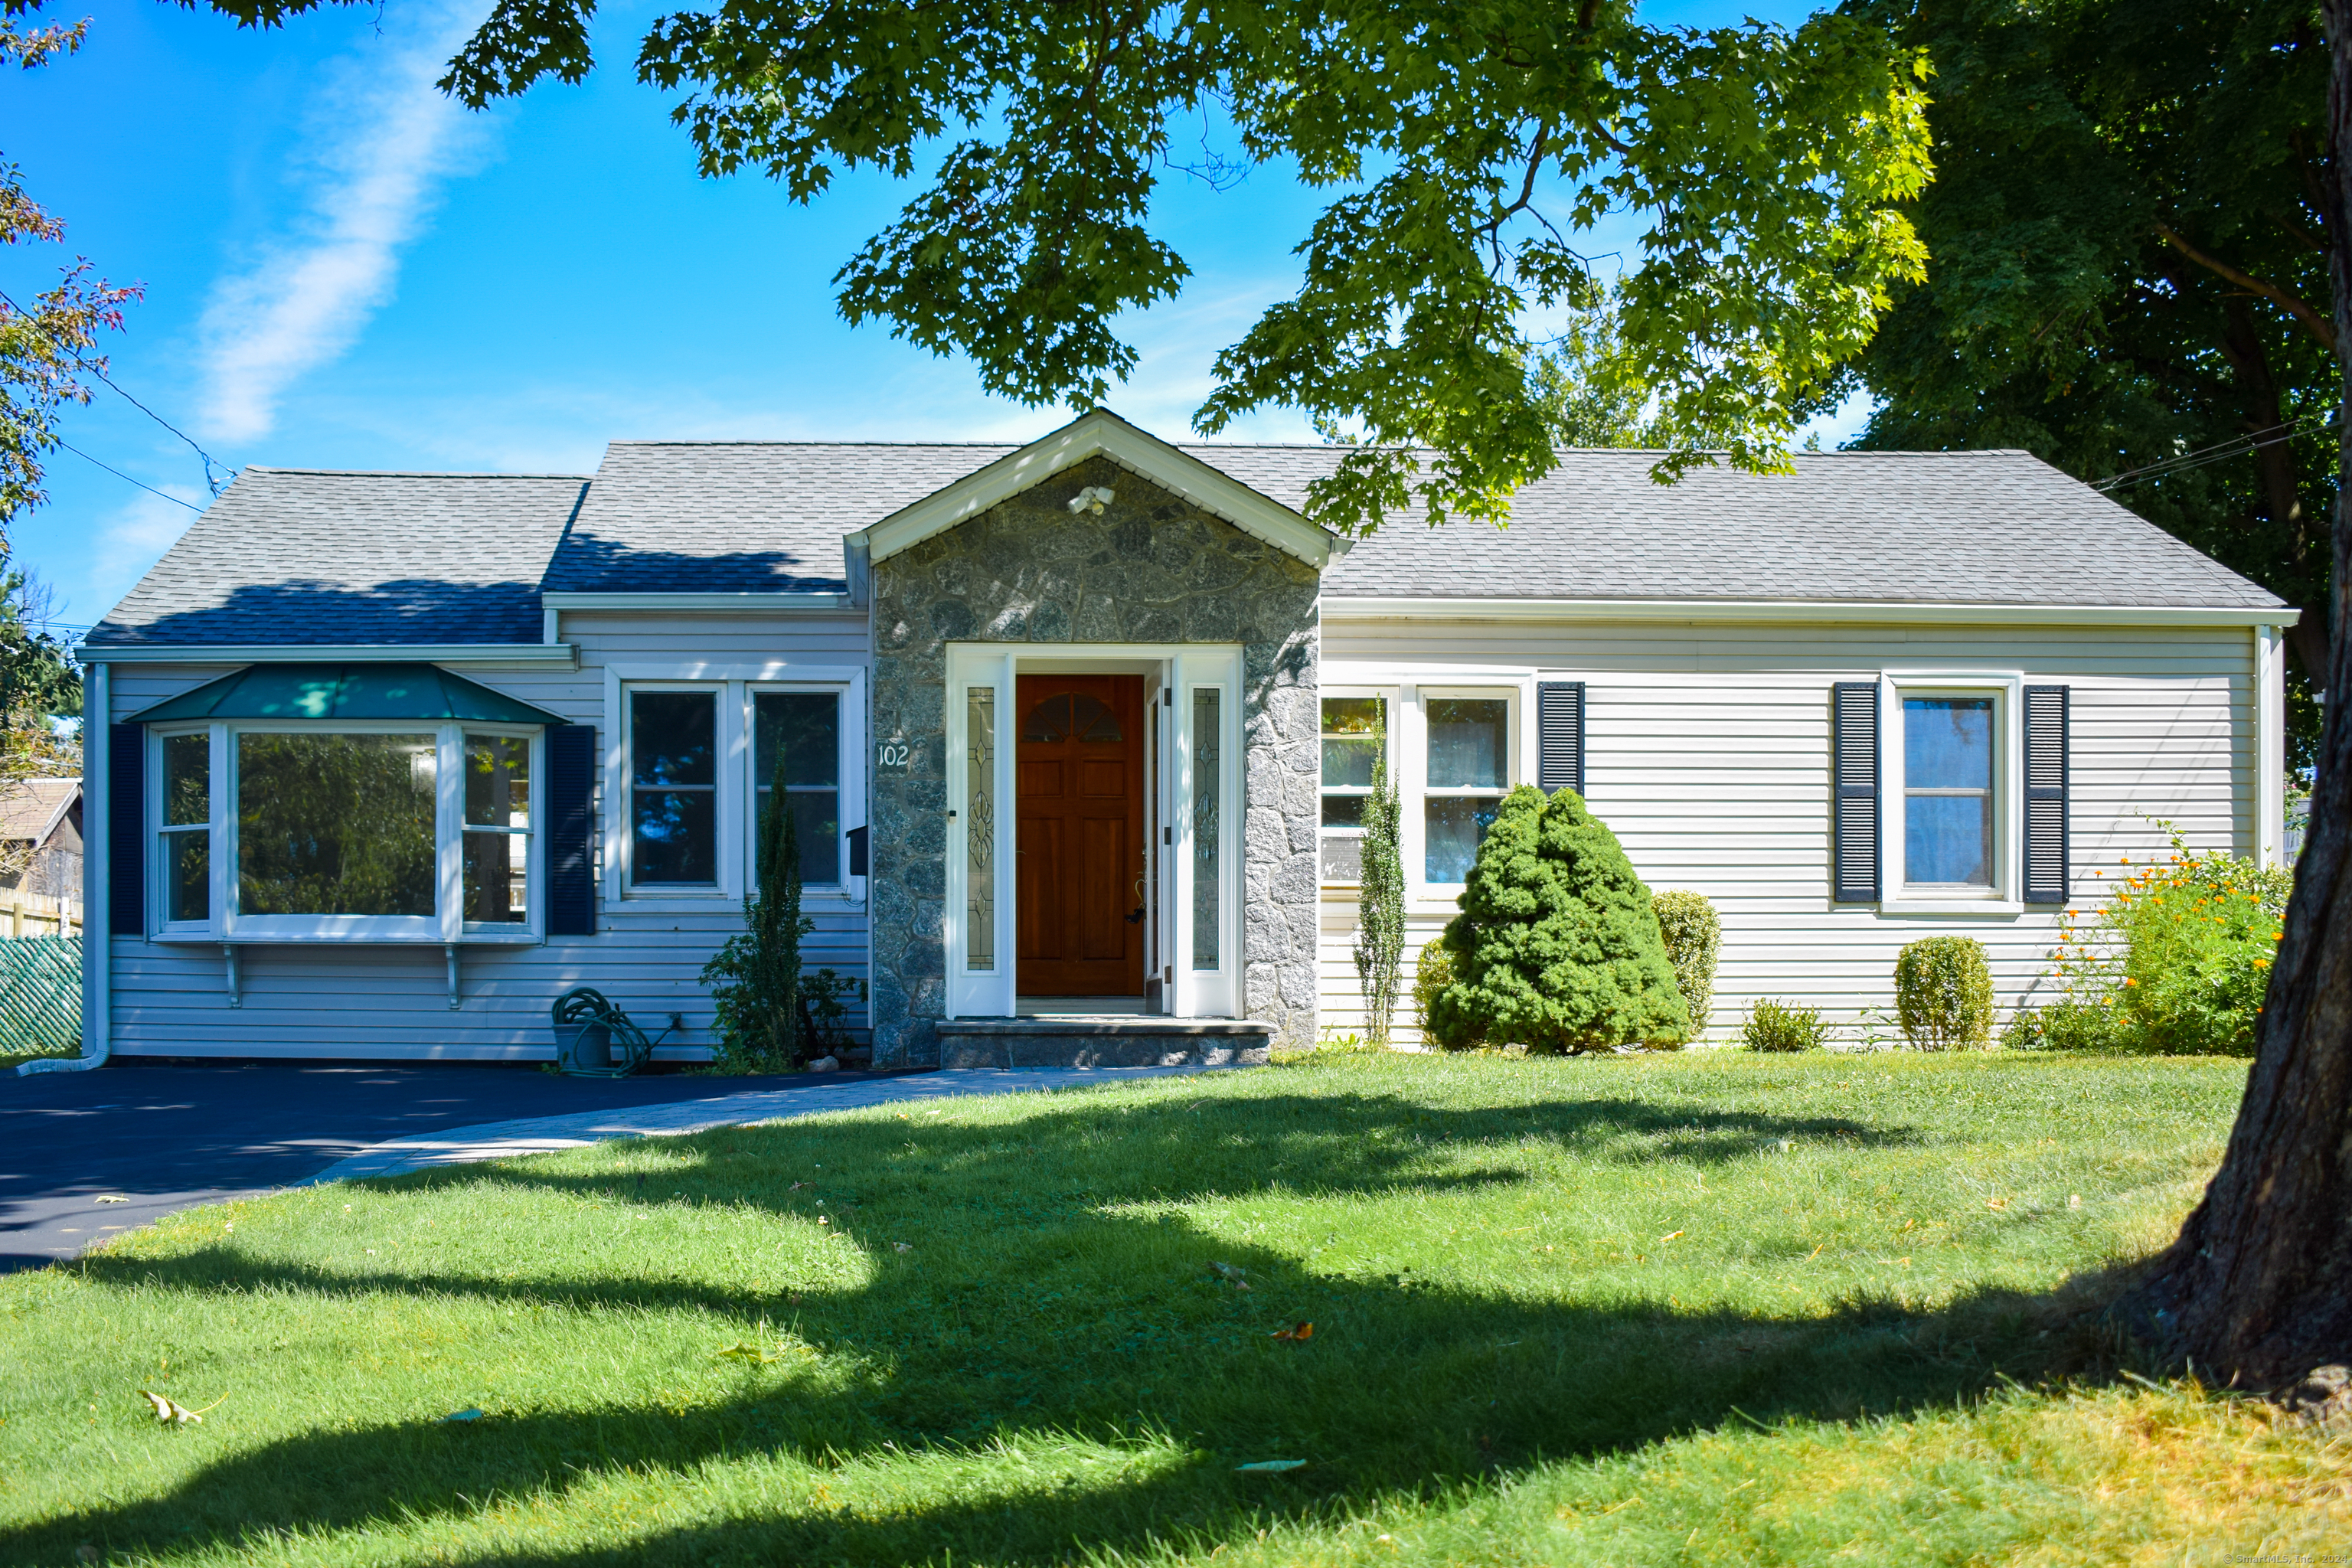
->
[866,455,1323,1067]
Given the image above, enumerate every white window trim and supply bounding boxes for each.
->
[603,662,868,911]
[1318,687,1397,889]
[1413,684,1524,900]
[1880,671,2026,916]
[147,720,547,944]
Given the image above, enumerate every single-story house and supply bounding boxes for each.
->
[65,410,2295,1067]
[1,777,83,933]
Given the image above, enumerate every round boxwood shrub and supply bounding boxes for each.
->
[1894,936,1994,1050]
[1741,998,1828,1052]
[1426,786,1690,1054]
[1413,940,1484,1049]
[1651,890,1720,1040]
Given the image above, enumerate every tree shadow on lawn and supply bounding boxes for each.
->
[13,1088,2089,1568]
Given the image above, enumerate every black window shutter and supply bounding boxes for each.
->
[1831,682,1880,903]
[546,724,597,936]
[108,723,145,935]
[2023,685,2070,903]
[1537,681,1586,796]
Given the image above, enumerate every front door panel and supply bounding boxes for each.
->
[1016,675,1145,996]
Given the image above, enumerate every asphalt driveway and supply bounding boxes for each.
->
[0,1061,911,1272]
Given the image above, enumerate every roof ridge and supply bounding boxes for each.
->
[239,466,593,480]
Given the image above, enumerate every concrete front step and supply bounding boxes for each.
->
[937,1017,1275,1070]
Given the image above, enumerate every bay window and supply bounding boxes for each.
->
[1423,693,1513,884]
[145,721,547,940]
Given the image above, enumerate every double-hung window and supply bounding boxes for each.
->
[1423,693,1514,884]
[628,690,719,888]
[753,691,844,887]
[462,733,533,923]
[1902,694,1998,892]
[616,675,860,900]
[158,730,212,926]
[1319,694,1387,883]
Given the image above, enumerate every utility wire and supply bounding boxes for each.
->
[0,287,236,496]
[2094,414,2332,494]
[54,438,203,512]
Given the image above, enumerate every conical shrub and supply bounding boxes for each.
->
[1426,785,1690,1053]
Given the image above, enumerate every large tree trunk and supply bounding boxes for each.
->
[2119,0,2352,1392]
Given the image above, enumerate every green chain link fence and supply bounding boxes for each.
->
[0,936,83,1057]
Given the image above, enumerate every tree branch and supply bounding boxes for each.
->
[2154,221,2337,352]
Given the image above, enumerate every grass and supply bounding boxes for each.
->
[3,1051,2345,1565]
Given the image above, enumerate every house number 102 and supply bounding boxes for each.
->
[877,740,912,770]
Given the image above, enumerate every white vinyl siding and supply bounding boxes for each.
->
[1315,615,2256,1045]
[99,609,874,1061]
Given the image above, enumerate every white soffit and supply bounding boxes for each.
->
[854,409,1340,569]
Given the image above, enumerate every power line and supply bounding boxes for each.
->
[54,438,203,513]
[0,288,237,496]
[2094,414,2333,494]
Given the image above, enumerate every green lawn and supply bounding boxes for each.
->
[4,1052,2344,1566]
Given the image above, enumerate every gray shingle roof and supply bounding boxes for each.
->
[90,441,2282,648]
[1200,446,2285,609]
[87,469,588,647]
[542,442,1021,593]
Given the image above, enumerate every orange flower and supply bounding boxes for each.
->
[2124,977,2141,987]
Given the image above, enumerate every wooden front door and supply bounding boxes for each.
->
[1016,675,1146,996]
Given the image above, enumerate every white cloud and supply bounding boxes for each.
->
[82,488,204,621]
[196,4,492,443]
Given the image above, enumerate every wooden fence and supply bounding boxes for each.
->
[0,936,82,1055]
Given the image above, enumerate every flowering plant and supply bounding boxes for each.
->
[2038,825,2290,1057]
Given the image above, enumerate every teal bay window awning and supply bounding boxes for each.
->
[126,662,567,726]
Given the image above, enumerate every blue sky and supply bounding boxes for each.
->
[7,0,1854,631]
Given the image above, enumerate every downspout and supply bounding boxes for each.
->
[23,658,109,1073]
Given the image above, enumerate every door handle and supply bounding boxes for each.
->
[1126,906,1147,925]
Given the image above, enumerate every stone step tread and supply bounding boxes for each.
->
[938,1017,1275,1037]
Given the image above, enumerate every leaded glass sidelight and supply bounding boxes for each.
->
[1191,688,1220,970]
[966,687,996,971]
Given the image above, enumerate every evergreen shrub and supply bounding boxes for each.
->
[701,753,814,1072]
[1414,941,1481,1049]
[1651,890,1720,1041]
[1741,998,1828,1052]
[1894,936,1994,1050]
[1425,786,1689,1054]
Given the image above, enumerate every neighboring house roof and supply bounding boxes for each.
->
[87,469,590,647]
[0,779,79,845]
[88,434,2285,645]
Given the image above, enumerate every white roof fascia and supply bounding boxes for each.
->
[539,592,853,612]
[1322,596,2300,629]
[76,642,582,667]
[851,408,1341,569]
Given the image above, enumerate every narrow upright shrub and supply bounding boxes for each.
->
[1894,936,1994,1050]
[1426,786,1690,1053]
[701,753,814,1071]
[1651,890,1720,1041]
[1351,740,1406,1047]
